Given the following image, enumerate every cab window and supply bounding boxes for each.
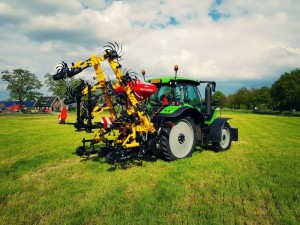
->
[175,85,200,105]
[149,86,174,105]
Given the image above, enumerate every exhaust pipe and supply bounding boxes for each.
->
[205,84,212,116]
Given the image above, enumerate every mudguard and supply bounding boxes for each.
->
[209,118,230,142]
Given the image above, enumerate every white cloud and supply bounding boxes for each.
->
[0,0,299,97]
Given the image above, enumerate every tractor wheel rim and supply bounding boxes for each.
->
[169,120,194,158]
[220,127,230,148]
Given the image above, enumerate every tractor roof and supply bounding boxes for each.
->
[147,76,200,85]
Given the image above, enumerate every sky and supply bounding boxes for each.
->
[1,0,300,100]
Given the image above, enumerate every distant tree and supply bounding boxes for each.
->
[1,69,43,109]
[44,73,69,99]
[251,86,271,111]
[234,87,252,109]
[212,91,226,108]
[226,94,236,108]
[270,68,300,111]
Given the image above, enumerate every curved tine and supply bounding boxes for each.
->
[129,71,138,80]
[56,63,63,72]
[71,81,79,89]
[78,79,85,88]
[119,45,123,55]
[62,61,68,71]
[69,81,78,94]
[115,42,120,52]
[116,42,123,55]
[57,61,67,72]
[103,44,113,52]
[127,69,135,76]
[77,83,86,93]
[70,85,77,97]
[104,43,113,49]
[67,85,75,97]
[127,69,133,75]
[62,61,68,67]
[129,70,137,75]
[65,88,72,98]
[123,68,131,76]
[115,42,124,58]
[79,80,87,90]
[65,85,70,95]
[122,68,127,74]
[104,42,114,51]
[115,52,123,61]
[82,101,88,109]
[74,83,81,94]
[103,44,109,49]
[109,42,116,51]
[66,88,72,98]
[66,84,71,93]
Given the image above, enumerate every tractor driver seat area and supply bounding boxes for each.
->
[161,95,170,105]
[157,86,173,105]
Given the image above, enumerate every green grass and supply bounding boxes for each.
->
[0,112,299,224]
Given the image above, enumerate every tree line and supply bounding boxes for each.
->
[1,68,300,111]
[212,68,300,111]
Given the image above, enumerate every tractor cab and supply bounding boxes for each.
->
[148,77,202,107]
[147,75,218,126]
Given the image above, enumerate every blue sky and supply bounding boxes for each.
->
[1,0,300,100]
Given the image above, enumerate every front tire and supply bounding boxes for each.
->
[212,123,232,152]
[161,117,196,161]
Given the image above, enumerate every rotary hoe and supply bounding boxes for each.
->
[53,42,238,164]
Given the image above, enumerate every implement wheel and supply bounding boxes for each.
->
[76,146,86,156]
[98,147,108,157]
[212,123,232,152]
[105,152,116,164]
[161,117,196,161]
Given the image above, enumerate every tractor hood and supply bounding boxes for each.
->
[157,105,203,123]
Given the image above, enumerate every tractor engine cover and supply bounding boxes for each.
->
[115,80,157,101]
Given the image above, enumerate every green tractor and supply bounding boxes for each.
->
[147,71,238,160]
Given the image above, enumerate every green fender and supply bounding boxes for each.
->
[158,105,203,124]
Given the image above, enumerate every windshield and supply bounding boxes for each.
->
[149,84,201,106]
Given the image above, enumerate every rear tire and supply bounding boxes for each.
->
[212,123,232,152]
[161,117,196,161]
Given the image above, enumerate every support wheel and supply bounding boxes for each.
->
[76,146,86,156]
[105,152,116,164]
[98,147,108,157]
[213,123,232,152]
[161,117,196,161]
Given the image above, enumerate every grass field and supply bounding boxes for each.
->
[0,112,299,224]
